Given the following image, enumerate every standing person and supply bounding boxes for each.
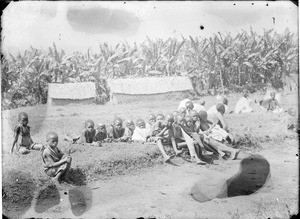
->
[42,132,73,184]
[11,112,44,155]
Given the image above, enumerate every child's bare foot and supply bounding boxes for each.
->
[229,150,240,160]
[175,149,183,156]
[193,156,206,165]
[202,149,213,156]
[164,155,172,163]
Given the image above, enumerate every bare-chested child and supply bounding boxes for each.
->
[65,119,100,146]
[94,123,108,143]
[42,132,72,184]
[11,112,44,155]
[178,107,187,118]
[122,120,135,142]
[150,113,183,162]
[108,117,127,142]
[173,114,204,164]
[198,110,239,160]
[182,114,215,157]
[146,113,156,130]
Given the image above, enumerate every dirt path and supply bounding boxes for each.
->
[22,139,298,219]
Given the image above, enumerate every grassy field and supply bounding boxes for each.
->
[2,92,298,218]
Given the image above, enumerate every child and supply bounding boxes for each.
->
[268,92,283,114]
[150,113,182,162]
[199,110,239,160]
[122,119,135,142]
[173,115,204,164]
[234,92,253,114]
[194,100,206,112]
[11,112,44,154]
[173,111,179,121]
[146,113,156,130]
[178,107,187,118]
[182,115,214,156]
[94,123,108,143]
[42,132,72,184]
[108,117,126,141]
[65,119,100,146]
[185,101,194,113]
[132,119,150,142]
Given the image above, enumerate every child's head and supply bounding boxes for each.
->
[222,97,228,106]
[148,113,156,125]
[199,100,205,106]
[114,117,123,131]
[185,115,193,127]
[165,113,174,126]
[185,101,194,112]
[216,103,225,115]
[243,92,249,98]
[178,107,187,117]
[176,114,185,126]
[173,111,179,120]
[18,112,29,126]
[136,119,146,129]
[156,114,165,122]
[189,110,199,122]
[85,119,95,133]
[198,110,208,123]
[125,119,135,131]
[97,123,106,133]
[270,92,276,99]
[46,131,59,148]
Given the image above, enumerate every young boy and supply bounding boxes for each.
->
[146,113,156,130]
[108,117,126,141]
[11,112,44,155]
[150,113,183,162]
[178,107,187,118]
[198,110,239,160]
[185,101,194,113]
[132,119,150,142]
[94,123,108,143]
[42,132,72,184]
[122,119,135,142]
[234,92,253,114]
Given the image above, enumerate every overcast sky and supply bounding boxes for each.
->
[1,1,298,54]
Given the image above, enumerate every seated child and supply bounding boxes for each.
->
[150,113,183,162]
[11,112,44,155]
[65,119,100,146]
[185,101,194,113]
[145,113,156,130]
[198,110,239,160]
[132,119,150,142]
[173,115,204,164]
[94,123,108,143]
[260,92,283,114]
[108,117,126,141]
[122,119,135,142]
[178,107,187,118]
[234,93,253,114]
[182,115,214,157]
[42,132,72,184]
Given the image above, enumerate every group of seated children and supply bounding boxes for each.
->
[11,100,240,183]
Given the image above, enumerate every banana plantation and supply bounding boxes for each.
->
[1,28,298,109]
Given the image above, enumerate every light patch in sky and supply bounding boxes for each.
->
[1,1,298,54]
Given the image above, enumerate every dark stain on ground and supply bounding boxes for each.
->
[69,186,92,216]
[191,154,270,202]
[2,170,36,218]
[66,5,140,35]
[219,154,270,198]
[34,184,60,213]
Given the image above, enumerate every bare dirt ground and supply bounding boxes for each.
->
[2,92,299,218]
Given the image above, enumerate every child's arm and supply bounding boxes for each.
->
[43,153,69,168]
[217,113,229,132]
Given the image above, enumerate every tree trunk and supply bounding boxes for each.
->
[219,69,224,93]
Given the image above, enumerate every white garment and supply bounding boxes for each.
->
[207,106,220,124]
[194,103,206,112]
[234,97,253,114]
[132,127,149,142]
[208,104,229,114]
[178,98,191,110]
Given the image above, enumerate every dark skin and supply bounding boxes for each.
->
[43,133,72,184]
